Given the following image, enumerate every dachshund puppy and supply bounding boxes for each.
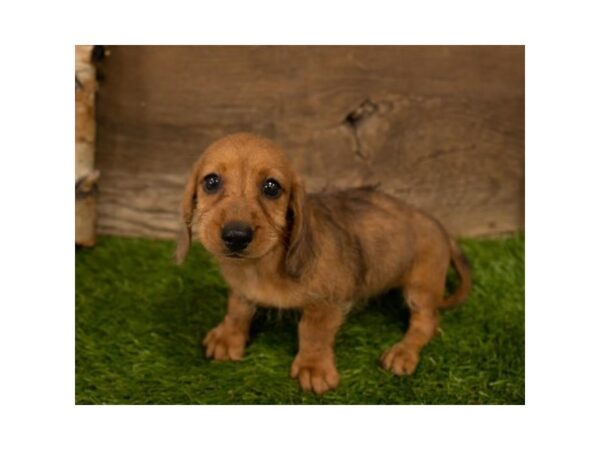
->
[176,132,471,395]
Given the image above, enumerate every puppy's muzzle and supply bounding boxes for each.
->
[221,222,253,254]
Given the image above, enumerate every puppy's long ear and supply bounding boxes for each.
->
[284,176,314,278]
[175,164,199,264]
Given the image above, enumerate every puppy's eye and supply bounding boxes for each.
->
[203,173,221,193]
[262,178,282,199]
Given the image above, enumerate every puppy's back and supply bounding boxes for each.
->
[308,187,448,298]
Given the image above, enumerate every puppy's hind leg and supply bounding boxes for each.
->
[380,263,446,376]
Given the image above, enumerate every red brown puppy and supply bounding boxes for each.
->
[176,132,471,395]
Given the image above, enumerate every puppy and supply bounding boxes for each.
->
[176,133,471,395]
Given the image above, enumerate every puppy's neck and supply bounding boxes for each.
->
[217,245,305,308]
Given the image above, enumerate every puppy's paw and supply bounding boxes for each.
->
[380,344,420,376]
[202,322,246,361]
[290,353,339,395]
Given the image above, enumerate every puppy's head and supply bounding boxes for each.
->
[175,133,309,274]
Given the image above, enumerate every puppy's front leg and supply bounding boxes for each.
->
[291,305,345,395]
[203,293,255,361]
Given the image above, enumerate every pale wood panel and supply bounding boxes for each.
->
[75,45,99,246]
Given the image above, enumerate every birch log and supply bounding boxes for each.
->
[75,45,99,246]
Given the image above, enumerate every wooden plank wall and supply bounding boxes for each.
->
[95,46,524,239]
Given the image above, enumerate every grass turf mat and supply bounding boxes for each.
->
[76,234,524,404]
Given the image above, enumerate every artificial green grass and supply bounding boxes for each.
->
[76,234,524,404]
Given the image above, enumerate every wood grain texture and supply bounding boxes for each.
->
[95,46,524,239]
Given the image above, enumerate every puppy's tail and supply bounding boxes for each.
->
[440,239,472,310]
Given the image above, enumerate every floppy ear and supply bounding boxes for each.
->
[174,165,199,264]
[284,176,314,278]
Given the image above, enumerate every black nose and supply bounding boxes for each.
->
[221,222,253,252]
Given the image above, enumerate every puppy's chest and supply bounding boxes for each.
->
[222,266,304,309]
